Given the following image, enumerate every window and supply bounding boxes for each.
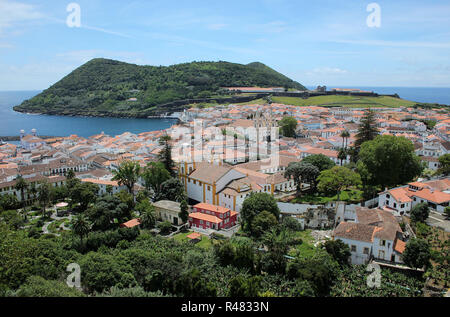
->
[351,245,357,252]
[401,204,405,208]
[378,250,385,259]
[200,220,203,224]
[363,248,370,255]
[207,186,211,191]
[380,240,386,247]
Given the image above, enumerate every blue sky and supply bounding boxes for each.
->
[0,0,449,90]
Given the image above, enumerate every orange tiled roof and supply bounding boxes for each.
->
[189,212,222,224]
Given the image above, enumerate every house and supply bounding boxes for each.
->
[333,207,405,265]
[188,202,238,231]
[153,200,182,225]
[379,178,450,215]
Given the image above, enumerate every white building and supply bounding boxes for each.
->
[333,207,405,265]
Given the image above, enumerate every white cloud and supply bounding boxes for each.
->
[310,67,348,75]
[0,0,43,33]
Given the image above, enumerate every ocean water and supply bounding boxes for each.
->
[1,87,449,138]
[0,91,178,138]
[306,86,450,105]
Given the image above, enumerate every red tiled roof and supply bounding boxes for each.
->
[189,212,222,224]
[121,218,141,228]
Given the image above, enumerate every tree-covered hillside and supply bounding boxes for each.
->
[14,59,305,117]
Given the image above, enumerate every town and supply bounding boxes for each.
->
[1,97,449,297]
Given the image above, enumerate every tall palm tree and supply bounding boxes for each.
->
[37,181,52,218]
[340,130,350,150]
[72,214,91,244]
[15,175,28,207]
[338,148,347,166]
[112,161,141,195]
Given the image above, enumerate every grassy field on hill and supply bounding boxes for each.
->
[234,95,418,108]
[271,95,417,108]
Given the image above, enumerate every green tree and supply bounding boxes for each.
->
[0,194,20,211]
[279,116,298,138]
[410,203,430,223]
[79,252,136,293]
[14,176,28,206]
[338,148,347,166]
[241,193,280,234]
[87,195,129,231]
[302,154,335,172]
[70,182,99,212]
[340,130,350,149]
[142,162,171,199]
[228,275,261,297]
[261,228,291,274]
[323,239,351,267]
[317,166,361,201]
[158,135,175,177]
[15,276,85,297]
[72,214,91,244]
[251,210,278,238]
[66,169,75,180]
[437,154,450,176]
[158,221,172,235]
[106,185,113,195]
[290,280,315,297]
[285,161,319,195]
[355,109,379,149]
[214,240,236,266]
[179,200,189,223]
[286,250,340,296]
[37,181,52,218]
[112,161,141,195]
[357,135,423,189]
[136,200,156,229]
[403,238,431,269]
[155,178,186,202]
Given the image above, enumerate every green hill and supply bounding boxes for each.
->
[14,59,305,117]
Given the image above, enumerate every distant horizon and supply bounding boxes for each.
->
[2,85,450,93]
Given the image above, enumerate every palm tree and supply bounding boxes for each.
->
[72,214,91,244]
[112,161,141,196]
[340,130,350,150]
[15,175,28,207]
[140,209,156,229]
[338,148,347,166]
[29,182,37,202]
[37,181,52,219]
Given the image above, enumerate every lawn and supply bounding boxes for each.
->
[270,95,417,108]
[289,229,317,258]
[172,231,214,250]
[290,189,364,204]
